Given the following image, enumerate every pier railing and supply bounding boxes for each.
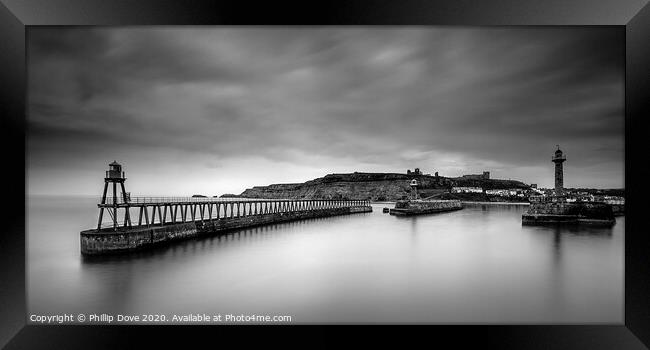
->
[101,196,370,205]
[102,196,268,205]
[96,197,371,231]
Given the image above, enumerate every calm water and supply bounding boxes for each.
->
[28,196,623,324]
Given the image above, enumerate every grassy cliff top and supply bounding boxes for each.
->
[253,172,530,189]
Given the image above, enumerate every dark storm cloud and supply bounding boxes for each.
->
[27,27,624,195]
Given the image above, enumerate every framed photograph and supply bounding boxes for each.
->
[1,0,649,348]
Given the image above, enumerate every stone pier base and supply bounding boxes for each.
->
[522,201,615,226]
[81,206,372,255]
[389,200,463,216]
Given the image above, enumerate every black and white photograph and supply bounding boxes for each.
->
[27,26,624,324]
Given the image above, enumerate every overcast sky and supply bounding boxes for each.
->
[27,27,624,196]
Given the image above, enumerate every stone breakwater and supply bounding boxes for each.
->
[389,199,463,216]
[522,201,615,226]
[81,206,372,255]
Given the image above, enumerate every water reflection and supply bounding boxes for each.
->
[82,213,373,265]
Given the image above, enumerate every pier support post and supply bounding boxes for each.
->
[112,182,118,230]
[120,181,131,227]
[151,206,157,225]
[97,182,109,230]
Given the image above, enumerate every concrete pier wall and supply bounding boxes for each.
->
[390,199,462,216]
[525,202,614,218]
[522,202,615,225]
[81,206,372,255]
[611,204,625,216]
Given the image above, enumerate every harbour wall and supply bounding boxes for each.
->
[611,203,625,216]
[522,202,615,225]
[81,206,372,255]
[390,200,463,216]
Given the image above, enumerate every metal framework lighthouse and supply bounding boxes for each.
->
[97,161,131,230]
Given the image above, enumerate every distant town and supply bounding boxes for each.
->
[448,182,625,204]
[404,167,624,205]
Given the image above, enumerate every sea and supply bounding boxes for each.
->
[27,195,623,324]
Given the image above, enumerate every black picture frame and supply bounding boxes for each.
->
[1,0,649,348]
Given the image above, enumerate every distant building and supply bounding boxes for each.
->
[461,171,490,180]
[530,184,537,189]
[529,195,545,203]
[531,188,545,195]
[604,197,625,205]
[452,186,483,193]
[407,168,423,175]
[486,189,510,196]
[485,188,524,197]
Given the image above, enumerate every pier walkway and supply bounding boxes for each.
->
[97,196,371,231]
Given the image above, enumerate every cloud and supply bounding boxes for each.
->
[27,27,624,195]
